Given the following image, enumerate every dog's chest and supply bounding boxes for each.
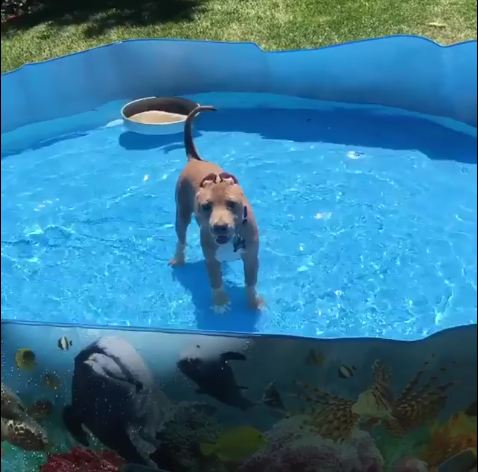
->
[214,235,246,263]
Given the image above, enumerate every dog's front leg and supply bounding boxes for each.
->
[242,247,264,310]
[205,257,230,313]
[201,230,230,312]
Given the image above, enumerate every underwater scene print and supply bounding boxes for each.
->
[1,322,477,472]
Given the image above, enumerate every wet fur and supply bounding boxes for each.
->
[169,106,263,312]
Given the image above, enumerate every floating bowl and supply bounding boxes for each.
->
[121,96,198,135]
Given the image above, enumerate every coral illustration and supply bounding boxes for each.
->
[374,424,430,467]
[296,359,453,441]
[420,411,477,467]
[1,382,49,451]
[390,456,429,472]
[152,402,227,472]
[39,447,125,472]
[239,415,384,472]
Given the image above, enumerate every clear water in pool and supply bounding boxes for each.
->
[1,93,476,339]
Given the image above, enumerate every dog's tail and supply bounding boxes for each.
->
[184,105,216,161]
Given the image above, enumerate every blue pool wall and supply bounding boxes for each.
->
[2,36,477,470]
[2,36,477,137]
[1,321,477,470]
[1,36,476,338]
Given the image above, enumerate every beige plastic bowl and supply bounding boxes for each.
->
[121,96,198,135]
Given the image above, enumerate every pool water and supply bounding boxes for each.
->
[1,93,476,340]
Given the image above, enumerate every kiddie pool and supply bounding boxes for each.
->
[1,37,477,472]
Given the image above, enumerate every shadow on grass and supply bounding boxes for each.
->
[3,0,204,36]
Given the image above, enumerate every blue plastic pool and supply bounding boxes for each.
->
[2,92,477,340]
[1,37,477,472]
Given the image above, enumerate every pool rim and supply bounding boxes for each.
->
[2,34,477,75]
[1,318,475,343]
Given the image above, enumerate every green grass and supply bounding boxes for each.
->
[1,0,476,72]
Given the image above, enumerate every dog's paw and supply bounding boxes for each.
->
[213,302,231,314]
[248,295,265,311]
[246,287,264,311]
[169,243,186,267]
[168,256,185,267]
[212,288,230,314]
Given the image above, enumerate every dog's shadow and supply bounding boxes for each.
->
[172,261,260,334]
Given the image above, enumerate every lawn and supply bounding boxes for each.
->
[1,0,477,72]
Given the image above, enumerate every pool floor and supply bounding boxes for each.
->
[1,93,477,339]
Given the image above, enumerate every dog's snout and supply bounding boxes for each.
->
[213,224,229,234]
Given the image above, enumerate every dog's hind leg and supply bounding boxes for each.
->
[169,205,191,267]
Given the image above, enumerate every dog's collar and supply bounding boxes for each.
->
[242,205,248,225]
[200,172,239,187]
[231,206,248,252]
[233,233,246,252]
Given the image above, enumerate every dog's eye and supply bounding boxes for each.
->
[201,203,212,212]
[226,200,238,210]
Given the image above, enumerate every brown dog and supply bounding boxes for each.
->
[169,106,263,313]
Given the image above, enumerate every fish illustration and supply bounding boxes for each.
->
[338,364,356,379]
[305,349,325,367]
[384,360,453,437]
[263,382,285,411]
[27,400,54,421]
[1,383,26,419]
[58,336,72,351]
[15,348,36,371]
[42,372,61,390]
[200,426,265,462]
[63,336,165,467]
[295,382,359,441]
[177,351,254,410]
[351,360,393,419]
[297,358,454,441]
[1,415,49,451]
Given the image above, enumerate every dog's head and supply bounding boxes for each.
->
[195,172,246,245]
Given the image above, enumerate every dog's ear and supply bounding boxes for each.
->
[218,172,239,185]
[200,173,219,188]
